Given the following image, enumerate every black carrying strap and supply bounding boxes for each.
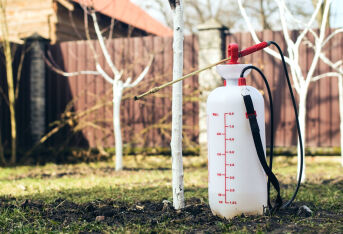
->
[243,94,283,210]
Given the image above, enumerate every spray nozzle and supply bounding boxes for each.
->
[228,41,272,64]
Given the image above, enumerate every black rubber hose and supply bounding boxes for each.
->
[240,65,274,210]
[268,41,304,208]
[240,41,304,209]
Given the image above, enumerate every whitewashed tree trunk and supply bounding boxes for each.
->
[339,76,343,166]
[113,81,124,171]
[297,92,307,182]
[170,0,185,210]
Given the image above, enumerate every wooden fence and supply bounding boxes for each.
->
[0,30,342,150]
[45,35,199,148]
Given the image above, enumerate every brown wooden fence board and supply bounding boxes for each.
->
[153,36,164,146]
[331,30,342,146]
[306,31,318,147]
[319,45,331,146]
[272,31,285,146]
[147,37,155,147]
[161,36,173,145]
[191,35,199,143]
[262,30,274,145]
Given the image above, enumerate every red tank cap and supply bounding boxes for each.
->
[227,43,239,64]
[238,77,246,86]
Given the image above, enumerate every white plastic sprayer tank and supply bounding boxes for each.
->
[207,64,267,219]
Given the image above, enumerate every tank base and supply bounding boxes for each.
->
[211,208,264,219]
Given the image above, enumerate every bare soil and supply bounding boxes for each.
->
[1,196,341,233]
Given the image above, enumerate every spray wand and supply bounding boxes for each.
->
[134,41,271,101]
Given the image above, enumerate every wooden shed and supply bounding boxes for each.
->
[1,0,173,44]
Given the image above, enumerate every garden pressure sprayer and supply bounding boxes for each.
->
[134,41,304,219]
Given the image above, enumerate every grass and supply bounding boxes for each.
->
[0,155,342,233]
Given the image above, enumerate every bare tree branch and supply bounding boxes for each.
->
[237,0,291,63]
[123,55,154,89]
[108,18,115,40]
[304,38,343,74]
[311,72,341,81]
[69,10,83,40]
[45,56,100,77]
[82,5,98,61]
[322,28,343,47]
[305,0,331,85]
[80,4,114,84]
[90,11,121,78]
[294,0,324,48]
[15,41,29,99]
[95,63,114,84]
[0,86,9,106]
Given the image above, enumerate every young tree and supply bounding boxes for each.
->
[168,0,185,210]
[46,4,153,171]
[238,0,336,181]
[0,0,16,165]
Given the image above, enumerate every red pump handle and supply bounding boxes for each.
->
[239,41,271,57]
[227,41,271,64]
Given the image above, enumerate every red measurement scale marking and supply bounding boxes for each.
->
[224,113,228,203]
[224,112,236,205]
[214,112,237,205]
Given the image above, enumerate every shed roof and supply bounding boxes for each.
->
[72,0,173,36]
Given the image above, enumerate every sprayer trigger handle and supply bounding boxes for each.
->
[239,41,270,58]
